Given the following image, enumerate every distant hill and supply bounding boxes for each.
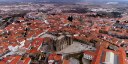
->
[0,0,128,3]
[0,0,81,3]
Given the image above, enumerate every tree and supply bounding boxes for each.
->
[99,30,108,34]
[67,16,73,22]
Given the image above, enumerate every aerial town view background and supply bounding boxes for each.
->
[0,0,128,64]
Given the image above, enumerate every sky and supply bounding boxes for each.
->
[0,0,128,2]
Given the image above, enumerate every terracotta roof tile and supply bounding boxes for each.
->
[23,57,31,64]
[10,56,22,64]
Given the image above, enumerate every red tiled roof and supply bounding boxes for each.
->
[62,59,70,64]
[10,56,22,64]
[118,48,127,64]
[29,48,38,53]
[49,54,62,61]
[0,61,6,64]
[23,57,31,64]
[91,46,104,64]
[31,38,44,50]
